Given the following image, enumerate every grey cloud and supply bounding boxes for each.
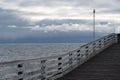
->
[1,0,120,20]
[0,8,30,27]
[0,0,119,43]
[35,19,118,27]
[101,9,120,14]
[19,0,120,8]
[18,0,120,17]
[0,18,116,43]
[35,19,92,26]
[19,0,70,7]
[2,0,120,12]
[19,0,95,8]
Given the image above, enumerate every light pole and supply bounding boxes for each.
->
[93,9,96,53]
[93,9,95,41]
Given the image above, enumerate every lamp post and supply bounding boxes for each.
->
[93,9,95,41]
[93,9,96,53]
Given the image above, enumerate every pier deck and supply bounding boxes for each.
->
[57,44,120,80]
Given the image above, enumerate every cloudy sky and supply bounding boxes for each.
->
[0,0,120,43]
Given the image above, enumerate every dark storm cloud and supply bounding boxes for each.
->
[0,8,29,27]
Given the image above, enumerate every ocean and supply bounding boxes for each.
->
[0,43,85,62]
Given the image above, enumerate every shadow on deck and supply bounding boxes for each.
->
[56,44,120,80]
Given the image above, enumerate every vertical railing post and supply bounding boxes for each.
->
[69,52,73,68]
[41,60,47,80]
[101,39,103,48]
[93,44,94,54]
[115,34,118,43]
[58,57,62,74]
[17,63,24,80]
[77,49,81,63]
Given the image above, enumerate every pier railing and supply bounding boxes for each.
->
[0,33,117,80]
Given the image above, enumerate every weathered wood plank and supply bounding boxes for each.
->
[56,44,120,80]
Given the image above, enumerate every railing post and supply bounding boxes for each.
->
[76,50,81,63]
[57,57,62,74]
[69,53,73,66]
[17,63,24,80]
[93,42,96,53]
[115,34,118,43]
[41,60,47,80]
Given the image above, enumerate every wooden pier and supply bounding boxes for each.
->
[0,33,119,80]
[57,44,120,80]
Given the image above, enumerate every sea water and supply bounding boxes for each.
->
[0,43,85,62]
